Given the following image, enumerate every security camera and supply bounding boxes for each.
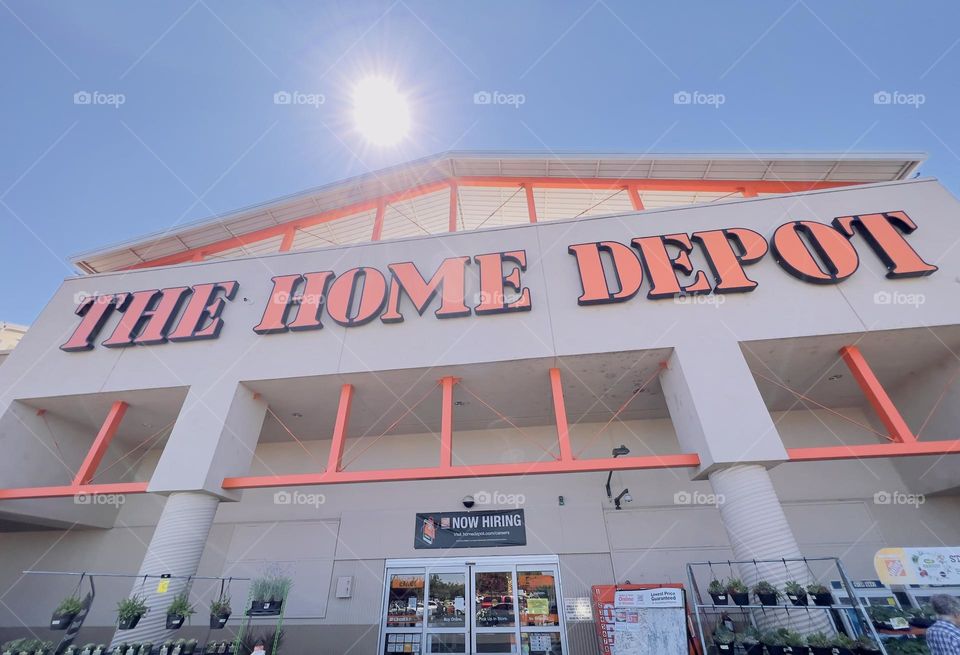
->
[614,488,632,510]
[462,495,475,509]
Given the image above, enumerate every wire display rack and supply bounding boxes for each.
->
[685,557,888,655]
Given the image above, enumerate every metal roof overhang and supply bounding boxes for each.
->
[70,151,925,274]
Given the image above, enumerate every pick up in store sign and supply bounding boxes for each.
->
[61,211,937,351]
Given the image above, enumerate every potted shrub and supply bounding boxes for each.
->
[867,605,910,630]
[726,579,749,606]
[834,634,857,655]
[108,644,126,655]
[784,580,808,606]
[807,632,834,655]
[209,596,232,629]
[158,641,174,655]
[735,627,763,655]
[91,647,106,655]
[136,645,152,655]
[116,595,147,630]
[708,579,728,605]
[165,593,194,629]
[182,640,197,655]
[753,580,780,606]
[761,629,789,655]
[171,640,185,655]
[906,604,935,628]
[855,635,881,655]
[50,595,83,630]
[713,627,735,653]
[807,582,833,606]
[783,630,806,653]
[248,576,292,616]
[79,645,96,655]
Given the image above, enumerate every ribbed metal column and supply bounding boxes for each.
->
[709,465,830,633]
[110,492,220,647]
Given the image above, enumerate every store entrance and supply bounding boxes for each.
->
[380,557,566,654]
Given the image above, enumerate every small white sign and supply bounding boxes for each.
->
[563,596,593,621]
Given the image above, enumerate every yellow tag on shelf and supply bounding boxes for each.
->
[156,580,170,594]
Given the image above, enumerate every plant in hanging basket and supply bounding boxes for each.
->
[752,580,781,606]
[725,579,749,605]
[855,635,881,655]
[833,633,857,655]
[209,596,232,629]
[761,629,789,655]
[783,580,808,606]
[247,576,292,615]
[116,596,147,630]
[165,593,195,629]
[735,628,763,655]
[712,627,735,653]
[707,579,728,605]
[807,631,836,655]
[807,582,833,606]
[50,595,83,630]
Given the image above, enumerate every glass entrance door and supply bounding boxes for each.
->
[381,559,566,655]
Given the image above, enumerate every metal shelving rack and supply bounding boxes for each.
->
[685,557,888,655]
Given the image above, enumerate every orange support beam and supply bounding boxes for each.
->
[72,401,128,486]
[0,481,149,501]
[455,176,852,193]
[840,345,916,443]
[788,441,960,462]
[439,376,457,467]
[739,186,759,198]
[626,185,644,211]
[448,182,459,232]
[325,384,354,474]
[524,183,537,223]
[371,199,386,241]
[279,225,296,252]
[549,368,574,461]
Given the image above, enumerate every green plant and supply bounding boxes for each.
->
[760,629,788,646]
[54,595,83,615]
[713,628,735,644]
[752,580,780,597]
[251,575,292,602]
[116,595,147,621]
[806,632,832,647]
[784,580,804,595]
[735,628,761,646]
[240,629,284,655]
[867,604,907,622]
[806,582,829,595]
[856,635,880,651]
[726,578,747,593]
[167,593,195,617]
[210,596,231,614]
[834,634,857,648]
[782,631,806,647]
[2,641,52,655]
[708,579,725,594]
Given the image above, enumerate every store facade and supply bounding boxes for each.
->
[0,153,958,654]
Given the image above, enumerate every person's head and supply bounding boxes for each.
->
[931,594,960,622]
[253,641,266,652]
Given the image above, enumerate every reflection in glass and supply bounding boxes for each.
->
[476,632,517,653]
[521,631,563,655]
[428,573,466,628]
[474,571,515,627]
[517,570,559,627]
[386,572,425,628]
[428,633,465,653]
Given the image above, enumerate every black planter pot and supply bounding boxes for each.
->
[714,641,734,653]
[247,599,283,616]
[857,648,881,655]
[50,610,78,630]
[730,592,749,606]
[165,614,185,629]
[812,592,833,606]
[209,611,231,629]
[835,648,855,655]
[764,646,786,655]
[909,616,934,628]
[743,645,763,655]
[810,647,832,655]
[757,593,779,606]
[117,614,143,630]
[709,592,729,605]
[786,593,808,606]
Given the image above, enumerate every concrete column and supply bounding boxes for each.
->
[110,491,220,647]
[710,465,829,632]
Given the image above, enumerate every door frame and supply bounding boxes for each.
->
[380,555,567,654]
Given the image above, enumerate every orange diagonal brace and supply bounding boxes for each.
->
[325,384,354,474]
[448,182,459,232]
[840,345,915,443]
[626,185,644,211]
[523,183,537,223]
[72,400,128,486]
[440,376,458,467]
[371,199,386,241]
[549,368,574,461]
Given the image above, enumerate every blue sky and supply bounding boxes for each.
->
[1,1,959,324]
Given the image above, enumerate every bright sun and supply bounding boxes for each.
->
[352,76,410,146]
